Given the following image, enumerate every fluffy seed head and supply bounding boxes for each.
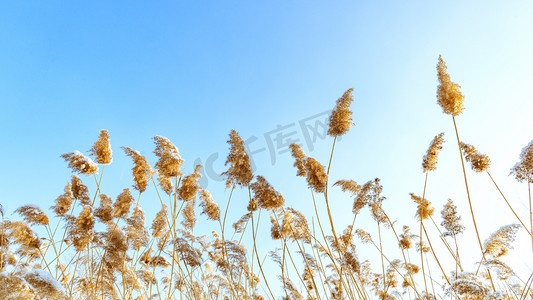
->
[460,142,491,172]
[328,88,355,137]
[179,164,202,201]
[122,147,153,193]
[334,179,361,196]
[199,189,220,221]
[436,56,465,116]
[289,143,307,177]
[304,157,328,193]
[151,204,167,238]
[112,189,134,219]
[222,130,254,188]
[89,129,112,164]
[23,269,65,299]
[71,175,91,206]
[510,139,533,183]
[422,133,445,172]
[410,193,434,220]
[61,151,98,176]
[157,175,174,195]
[51,182,74,216]
[94,194,113,223]
[153,136,184,178]
[15,205,49,226]
[441,199,465,237]
[483,224,520,258]
[399,226,416,250]
[181,200,196,232]
[250,176,285,211]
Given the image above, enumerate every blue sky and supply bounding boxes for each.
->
[1,0,533,295]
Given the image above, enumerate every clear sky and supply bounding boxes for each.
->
[1,0,532,296]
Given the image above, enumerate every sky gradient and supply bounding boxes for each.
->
[1,0,532,295]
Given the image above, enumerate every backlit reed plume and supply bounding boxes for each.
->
[61,151,98,175]
[94,194,113,223]
[122,147,153,193]
[460,142,491,172]
[352,178,383,217]
[233,212,252,233]
[511,139,533,183]
[410,193,434,220]
[89,129,112,164]
[289,143,307,177]
[174,237,202,268]
[51,182,73,216]
[328,88,355,137]
[284,207,311,243]
[222,129,254,188]
[0,273,39,299]
[422,132,445,172]
[304,157,328,193]
[250,176,285,211]
[71,175,91,206]
[441,199,465,237]
[399,225,416,250]
[483,224,520,258]
[447,272,493,299]
[112,188,134,219]
[182,199,196,231]
[157,175,174,195]
[23,269,65,299]
[153,136,184,178]
[179,164,202,201]
[199,189,220,221]
[334,179,361,196]
[125,202,148,250]
[66,205,95,251]
[436,55,464,116]
[5,220,41,258]
[14,205,48,226]
[151,204,167,238]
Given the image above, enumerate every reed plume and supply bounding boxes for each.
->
[511,139,533,183]
[70,175,91,206]
[250,176,285,211]
[460,142,490,173]
[122,147,153,193]
[88,129,112,164]
[422,133,445,172]
[289,143,307,177]
[61,151,98,176]
[153,136,184,178]
[328,88,355,137]
[14,205,49,226]
[179,164,202,201]
[198,189,220,221]
[222,129,254,188]
[436,55,464,116]
[304,157,327,193]
[441,199,465,237]
[483,224,520,258]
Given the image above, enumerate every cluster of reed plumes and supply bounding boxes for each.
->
[1,56,533,300]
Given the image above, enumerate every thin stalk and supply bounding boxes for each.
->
[486,171,530,235]
[452,116,485,261]
[378,223,386,295]
[421,222,451,285]
[251,211,275,299]
[527,180,533,252]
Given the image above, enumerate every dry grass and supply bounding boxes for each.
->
[1,57,532,300]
